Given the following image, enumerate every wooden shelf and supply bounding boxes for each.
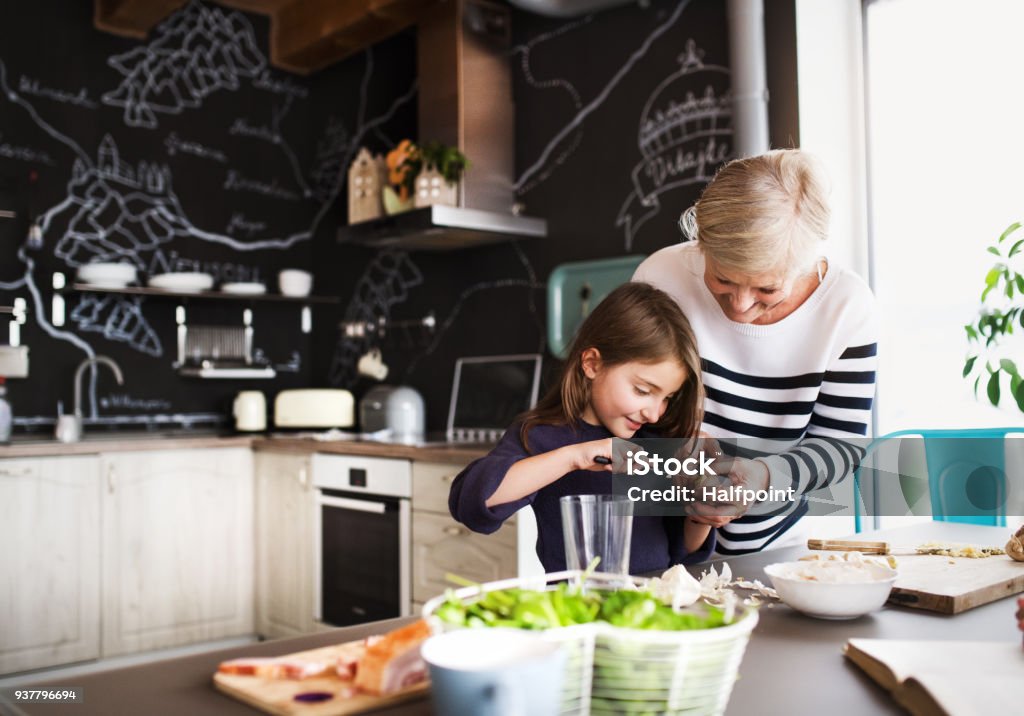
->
[67,284,339,304]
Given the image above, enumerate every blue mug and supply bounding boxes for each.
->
[421,628,566,716]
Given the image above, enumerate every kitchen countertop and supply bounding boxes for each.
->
[0,431,490,462]
[7,523,1019,716]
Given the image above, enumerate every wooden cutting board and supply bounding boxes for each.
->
[213,640,429,715]
[884,554,1024,614]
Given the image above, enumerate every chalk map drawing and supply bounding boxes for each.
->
[616,39,732,250]
[1,0,418,422]
[403,239,546,379]
[513,0,694,196]
[511,16,591,196]
[102,1,264,129]
[509,0,732,250]
[329,251,424,388]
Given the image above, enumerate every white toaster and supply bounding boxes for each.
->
[274,389,355,428]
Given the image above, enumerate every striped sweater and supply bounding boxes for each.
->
[634,242,878,555]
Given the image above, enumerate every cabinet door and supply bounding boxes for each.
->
[411,461,466,515]
[412,510,517,604]
[254,451,314,640]
[0,456,100,674]
[101,448,254,657]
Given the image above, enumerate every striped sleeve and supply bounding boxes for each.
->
[760,308,878,497]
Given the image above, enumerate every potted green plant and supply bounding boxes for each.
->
[963,221,1024,411]
[411,141,469,209]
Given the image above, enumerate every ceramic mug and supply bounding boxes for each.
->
[278,269,312,297]
[357,348,389,381]
[421,628,566,716]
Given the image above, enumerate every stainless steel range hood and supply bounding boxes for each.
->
[338,0,547,250]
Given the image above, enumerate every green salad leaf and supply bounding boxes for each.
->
[434,583,730,632]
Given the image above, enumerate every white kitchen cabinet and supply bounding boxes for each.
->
[100,448,254,657]
[254,451,315,639]
[411,459,545,605]
[412,509,518,604]
[0,456,101,674]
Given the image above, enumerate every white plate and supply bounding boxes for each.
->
[148,272,214,292]
[78,262,137,287]
[220,282,267,295]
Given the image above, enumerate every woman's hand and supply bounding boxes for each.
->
[687,514,736,528]
[727,457,770,492]
[685,455,770,520]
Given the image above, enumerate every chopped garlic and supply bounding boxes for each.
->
[775,552,896,583]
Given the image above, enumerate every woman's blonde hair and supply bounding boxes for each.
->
[679,149,830,277]
[520,282,704,449]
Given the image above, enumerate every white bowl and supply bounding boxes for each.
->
[278,269,312,297]
[78,262,137,288]
[148,272,214,292]
[764,560,898,620]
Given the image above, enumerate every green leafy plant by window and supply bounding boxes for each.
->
[963,221,1024,412]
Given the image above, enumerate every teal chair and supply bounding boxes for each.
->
[854,427,1023,532]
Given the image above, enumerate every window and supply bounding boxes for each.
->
[865,0,1024,432]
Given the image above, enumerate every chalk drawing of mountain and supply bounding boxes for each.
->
[48,135,197,356]
[71,293,162,357]
[52,136,191,267]
[103,1,264,129]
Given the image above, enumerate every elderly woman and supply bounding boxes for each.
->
[634,149,878,555]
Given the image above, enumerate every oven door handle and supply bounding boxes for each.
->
[318,494,388,514]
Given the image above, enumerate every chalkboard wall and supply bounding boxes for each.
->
[0,0,731,434]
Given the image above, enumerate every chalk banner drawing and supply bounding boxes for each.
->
[616,39,732,251]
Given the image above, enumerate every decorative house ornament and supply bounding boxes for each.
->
[414,165,458,208]
[347,147,384,224]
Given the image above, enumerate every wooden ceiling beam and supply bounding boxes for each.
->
[93,0,189,39]
[93,0,443,74]
[272,0,438,74]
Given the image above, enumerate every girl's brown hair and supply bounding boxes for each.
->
[520,281,704,449]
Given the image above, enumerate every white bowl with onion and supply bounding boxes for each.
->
[764,555,899,620]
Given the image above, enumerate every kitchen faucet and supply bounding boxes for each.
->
[55,355,124,443]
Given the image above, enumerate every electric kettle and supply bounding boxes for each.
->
[233,390,267,431]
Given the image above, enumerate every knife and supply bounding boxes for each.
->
[808,539,904,554]
[807,538,1005,557]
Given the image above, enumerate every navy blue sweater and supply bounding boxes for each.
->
[448,421,715,574]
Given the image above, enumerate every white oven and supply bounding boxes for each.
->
[312,454,411,626]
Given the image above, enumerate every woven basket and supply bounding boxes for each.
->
[422,570,758,716]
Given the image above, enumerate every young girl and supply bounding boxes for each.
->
[448,282,717,574]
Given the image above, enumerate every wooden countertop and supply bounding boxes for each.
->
[252,437,489,462]
[0,432,489,462]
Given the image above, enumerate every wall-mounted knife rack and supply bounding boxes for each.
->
[339,311,436,346]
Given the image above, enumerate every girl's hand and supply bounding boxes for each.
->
[568,438,616,472]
